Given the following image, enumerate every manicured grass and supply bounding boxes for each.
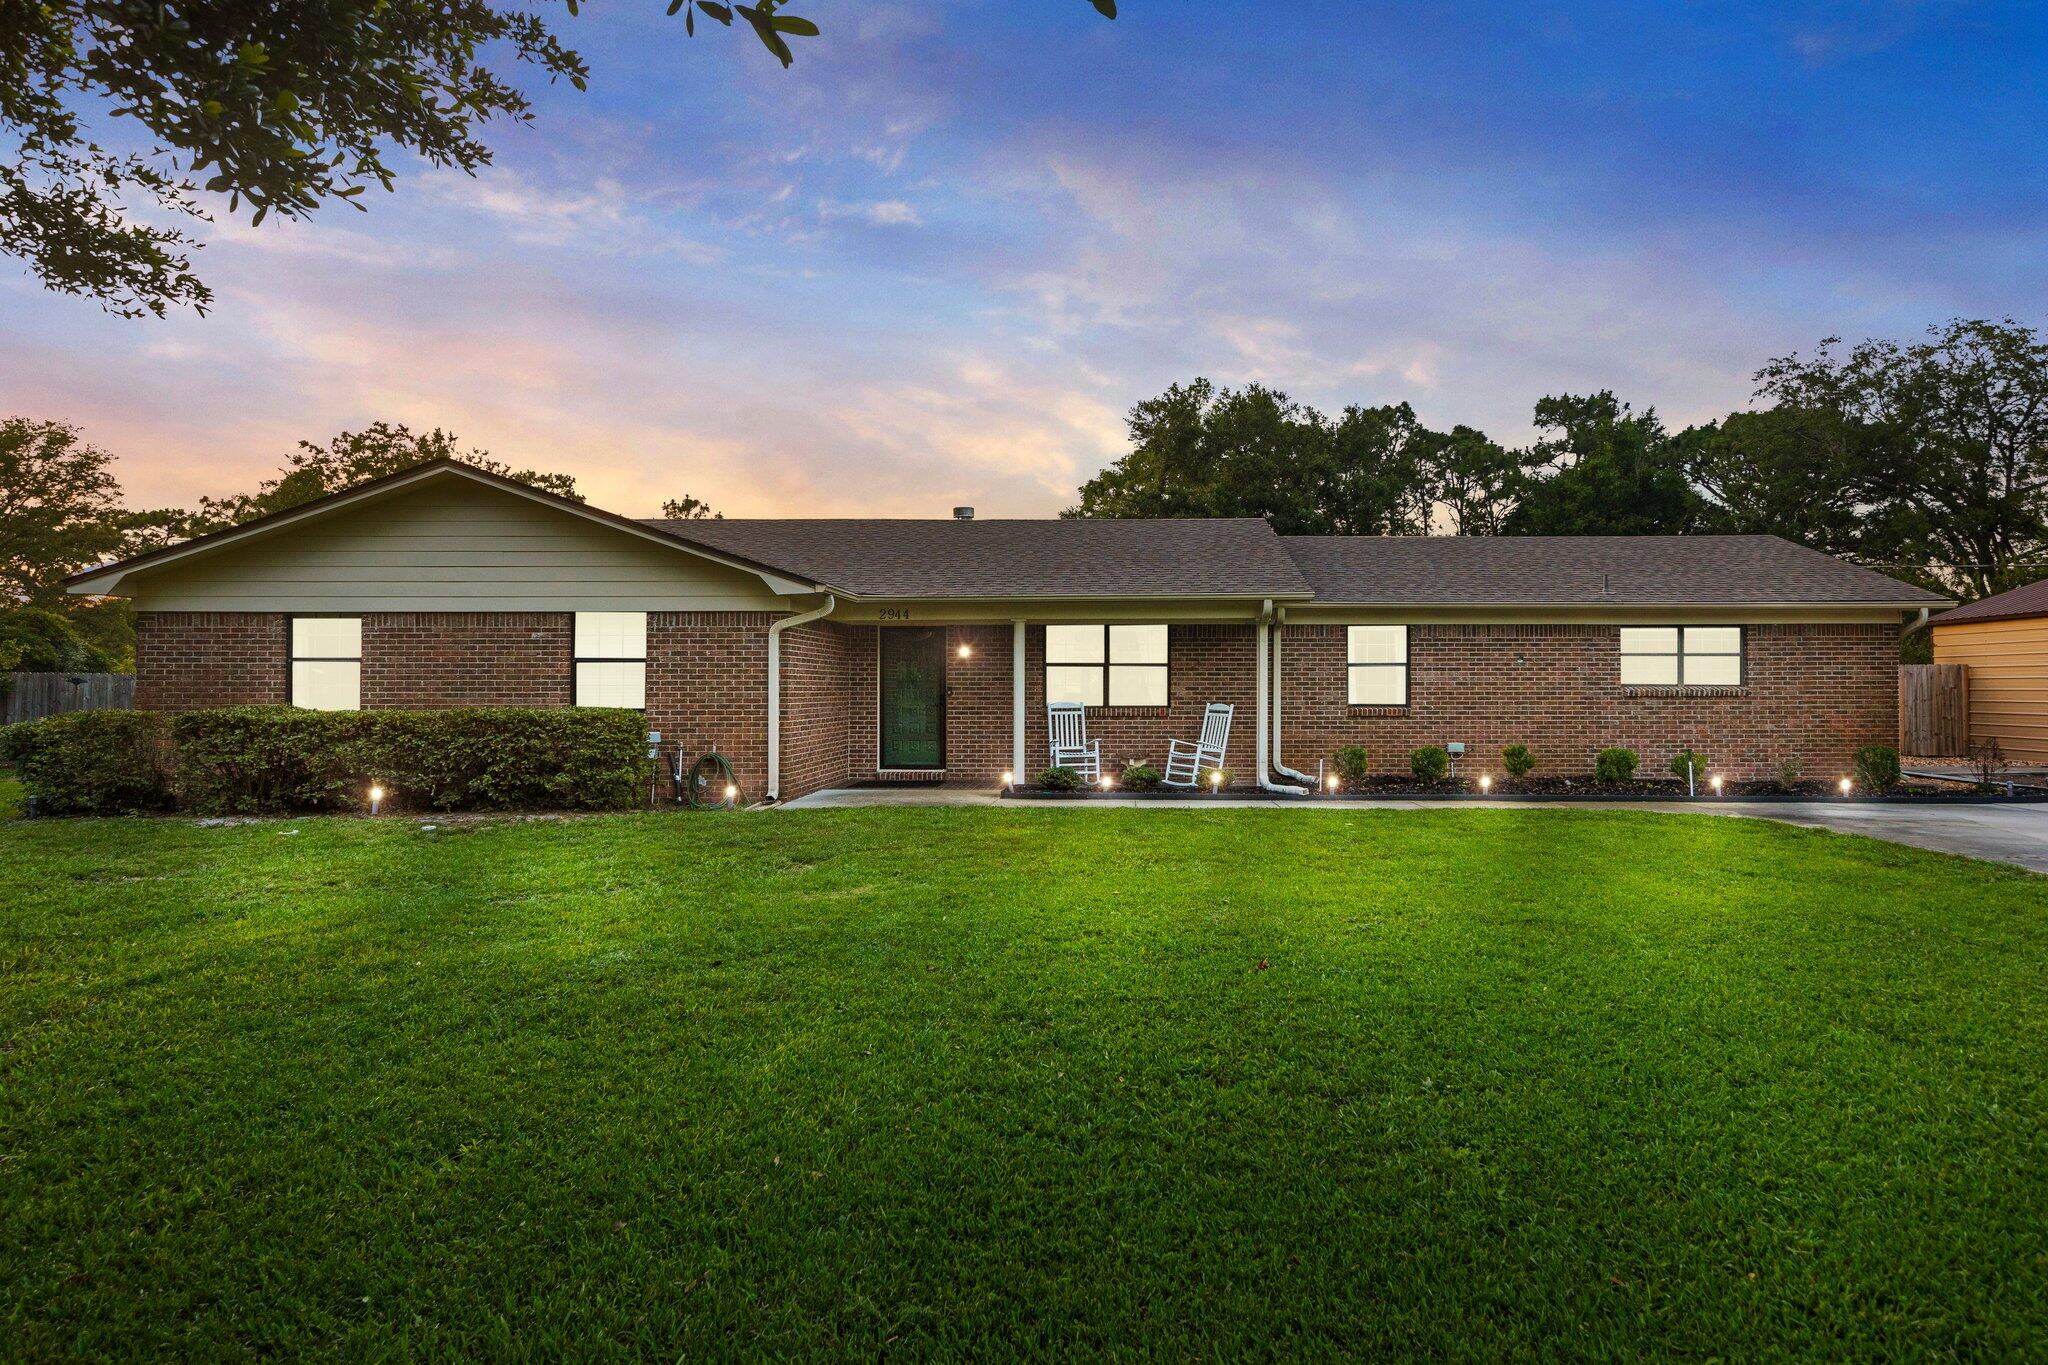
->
[3,808,2046,1356]
[0,771,20,820]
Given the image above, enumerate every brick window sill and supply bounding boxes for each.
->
[1622,685,1748,699]
[1348,705,1411,717]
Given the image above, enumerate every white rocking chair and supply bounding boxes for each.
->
[1046,702,1102,783]
[1164,702,1233,788]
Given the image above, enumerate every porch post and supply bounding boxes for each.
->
[1012,619,1027,780]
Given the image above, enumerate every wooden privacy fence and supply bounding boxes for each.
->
[3,672,135,725]
[1898,664,1968,756]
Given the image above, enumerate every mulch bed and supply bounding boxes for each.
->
[1004,773,2048,803]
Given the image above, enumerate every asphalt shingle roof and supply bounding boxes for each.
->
[1929,576,2048,626]
[642,518,1314,599]
[1279,534,1948,606]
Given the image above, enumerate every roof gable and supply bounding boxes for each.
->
[67,460,823,598]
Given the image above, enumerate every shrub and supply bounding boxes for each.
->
[1409,745,1450,783]
[1120,761,1163,792]
[1853,744,1902,794]
[1667,749,1709,782]
[1501,744,1536,778]
[169,707,365,814]
[171,706,648,815]
[1332,745,1370,789]
[1039,765,1081,791]
[1,711,172,814]
[1594,747,1639,783]
[1775,758,1802,790]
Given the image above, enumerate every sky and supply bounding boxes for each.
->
[2,0,2043,519]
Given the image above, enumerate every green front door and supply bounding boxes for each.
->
[879,628,947,770]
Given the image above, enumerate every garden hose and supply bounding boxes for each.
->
[684,749,738,809]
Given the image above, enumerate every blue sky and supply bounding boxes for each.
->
[2,0,2042,516]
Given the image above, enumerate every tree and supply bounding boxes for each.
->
[1415,424,1530,535]
[0,416,181,606]
[660,495,722,520]
[1755,319,2048,599]
[3,2,1117,318]
[1675,404,1874,559]
[188,422,579,532]
[1504,393,1712,536]
[0,606,121,673]
[1067,380,1339,533]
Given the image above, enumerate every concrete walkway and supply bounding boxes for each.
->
[776,786,2048,874]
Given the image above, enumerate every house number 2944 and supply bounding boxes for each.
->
[879,608,914,620]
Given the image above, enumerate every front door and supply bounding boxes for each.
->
[879,628,947,770]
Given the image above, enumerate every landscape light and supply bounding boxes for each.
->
[1101,775,1114,791]
[1710,774,1723,795]
[957,642,972,658]
[1478,774,1492,793]
[1001,769,1015,789]
[1209,771,1223,792]
[1838,777,1853,795]
[724,783,739,805]
[368,783,385,815]
[1326,774,1339,793]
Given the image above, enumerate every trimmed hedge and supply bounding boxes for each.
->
[1410,745,1450,783]
[0,710,173,814]
[1595,747,1640,783]
[6,706,650,816]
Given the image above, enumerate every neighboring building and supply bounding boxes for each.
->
[66,460,1945,799]
[1929,578,2048,763]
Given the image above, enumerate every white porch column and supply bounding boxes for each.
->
[1011,619,1027,781]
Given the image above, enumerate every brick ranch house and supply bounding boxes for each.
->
[66,460,1947,801]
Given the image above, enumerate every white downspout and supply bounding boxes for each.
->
[1012,620,1026,782]
[1256,599,1308,795]
[1271,605,1315,786]
[765,593,836,802]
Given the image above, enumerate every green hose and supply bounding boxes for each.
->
[684,750,738,809]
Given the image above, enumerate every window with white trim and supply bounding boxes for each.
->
[574,611,647,708]
[1347,625,1409,705]
[290,617,361,711]
[1619,626,1743,686]
[1044,624,1169,707]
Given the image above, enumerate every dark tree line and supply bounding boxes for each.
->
[1072,318,2048,601]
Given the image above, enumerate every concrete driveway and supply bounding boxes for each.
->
[777,787,2048,874]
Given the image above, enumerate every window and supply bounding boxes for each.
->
[575,611,647,708]
[290,617,361,711]
[1347,625,1408,705]
[1045,624,1169,707]
[1619,626,1743,686]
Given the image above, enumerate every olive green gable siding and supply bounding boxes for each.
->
[119,481,792,613]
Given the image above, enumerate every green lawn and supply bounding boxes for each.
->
[3,808,2046,1356]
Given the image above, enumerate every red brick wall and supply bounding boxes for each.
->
[135,612,287,710]
[1277,622,1898,781]
[644,612,772,801]
[779,620,856,799]
[362,614,570,708]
